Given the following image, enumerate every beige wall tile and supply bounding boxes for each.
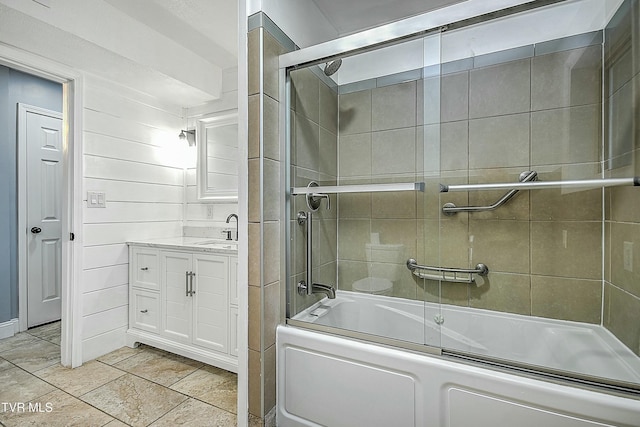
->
[417,124,440,174]
[314,218,337,267]
[469,59,531,119]
[469,113,530,169]
[291,68,319,123]
[531,104,601,166]
[470,220,530,274]
[263,345,277,413]
[248,159,260,223]
[372,127,416,177]
[337,219,370,262]
[319,128,337,177]
[530,165,602,221]
[604,283,640,356]
[441,71,469,122]
[424,279,469,307]
[248,30,260,96]
[531,45,602,111]
[531,221,602,279]
[440,121,469,171]
[339,133,372,177]
[248,95,260,159]
[263,159,280,222]
[316,262,337,289]
[422,218,470,270]
[370,219,418,265]
[470,272,531,315]
[531,276,602,323]
[609,184,640,222]
[248,223,261,287]
[319,82,338,134]
[337,192,371,219]
[248,286,261,352]
[263,221,281,285]
[419,76,442,125]
[371,190,417,219]
[295,114,319,171]
[610,221,640,298]
[371,81,417,131]
[337,260,368,291]
[263,282,280,349]
[339,90,372,135]
[263,95,280,161]
[248,349,261,417]
[263,30,285,102]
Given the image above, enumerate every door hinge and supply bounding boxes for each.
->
[70,232,75,241]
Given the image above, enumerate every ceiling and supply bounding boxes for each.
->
[311,0,468,36]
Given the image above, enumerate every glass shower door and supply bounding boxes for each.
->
[285,30,444,351]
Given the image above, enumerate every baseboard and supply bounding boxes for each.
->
[0,318,20,340]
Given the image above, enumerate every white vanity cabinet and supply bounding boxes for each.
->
[127,241,238,372]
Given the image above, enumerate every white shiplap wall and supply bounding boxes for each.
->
[81,75,186,361]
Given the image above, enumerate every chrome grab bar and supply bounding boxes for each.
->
[442,170,537,215]
[406,258,488,284]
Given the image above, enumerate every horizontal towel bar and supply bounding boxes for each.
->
[291,182,425,195]
[440,177,639,193]
[406,258,489,284]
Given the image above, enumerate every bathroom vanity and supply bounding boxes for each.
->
[126,237,238,372]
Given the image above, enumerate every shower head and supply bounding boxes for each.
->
[323,58,342,76]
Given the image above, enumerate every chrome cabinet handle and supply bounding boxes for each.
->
[185,271,196,296]
[140,267,149,271]
[31,227,42,234]
[140,309,148,313]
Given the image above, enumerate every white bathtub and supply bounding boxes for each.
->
[278,291,640,427]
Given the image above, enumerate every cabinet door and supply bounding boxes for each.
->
[229,256,238,306]
[131,247,160,291]
[191,254,228,353]
[131,288,160,333]
[161,251,192,343]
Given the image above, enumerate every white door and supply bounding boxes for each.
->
[26,109,63,328]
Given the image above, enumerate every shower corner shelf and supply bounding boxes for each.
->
[290,181,425,195]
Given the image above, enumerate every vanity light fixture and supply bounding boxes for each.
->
[179,129,196,146]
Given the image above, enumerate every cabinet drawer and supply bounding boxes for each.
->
[131,247,160,291]
[131,289,160,333]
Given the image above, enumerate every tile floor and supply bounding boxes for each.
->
[0,322,238,426]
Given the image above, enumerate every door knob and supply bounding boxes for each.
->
[31,227,42,234]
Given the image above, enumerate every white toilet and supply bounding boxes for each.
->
[352,234,404,296]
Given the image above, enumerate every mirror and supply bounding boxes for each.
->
[197,110,239,201]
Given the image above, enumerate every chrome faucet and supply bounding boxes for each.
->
[224,213,238,241]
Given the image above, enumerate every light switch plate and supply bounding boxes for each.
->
[87,191,106,208]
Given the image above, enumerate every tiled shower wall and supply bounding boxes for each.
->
[336,33,606,324]
[247,16,290,423]
[603,0,640,356]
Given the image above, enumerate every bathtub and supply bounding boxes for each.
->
[278,291,640,427]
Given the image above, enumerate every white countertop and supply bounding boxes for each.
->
[127,236,238,255]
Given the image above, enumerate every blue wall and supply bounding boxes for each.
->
[0,65,62,324]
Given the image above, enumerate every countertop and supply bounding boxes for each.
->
[127,237,238,255]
